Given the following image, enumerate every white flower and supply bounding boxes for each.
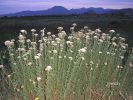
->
[38,40,42,43]
[111,53,116,56]
[51,41,56,45]
[99,51,102,54]
[45,66,52,71]
[17,89,20,92]
[19,34,25,40]
[90,67,93,71]
[47,32,51,35]
[106,52,110,55]
[4,40,11,46]
[129,62,133,67]
[84,26,88,29]
[53,50,57,54]
[48,51,52,53]
[59,56,62,59]
[90,61,94,65]
[68,36,73,40]
[7,75,11,78]
[32,81,36,85]
[27,62,32,66]
[50,57,54,60]
[43,37,47,42]
[78,47,87,54]
[34,34,38,37]
[95,28,101,33]
[70,27,74,31]
[94,36,98,39]
[117,65,123,69]
[68,57,73,60]
[10,53,14,56]
[31,29,36,32]
[106,36,111,40]
[35,56,40,59]
[18,48,25,52]
[26,39,31,43]
[55,38,61,43]
[17,56,21,59]
[20,30,27,34]
[58,31,66,39]
[57,27,63,31]
[23,58,27,61]
[104,62,108,66]
[121,45,126,49]
[120,56,124,59]
[72,23,77,27]
[96,64,99,68]
[52,35,56,38]
[99,39,103,43]
[102,33,106,36]
[37,53,41,57]
[37,77,41,82]
[10,41,14,46]
[70,50,73,53]
[86,36,90,40]
[81,57,85,60]
[112,42,117,46]
[40,28,45,36]
[119,37,125,42]
[11,39,15,42]
[0,65,4,68]
[66,41,73,45]
[20,30,25,33]
[109,30,115,33]
[31,42,37,46]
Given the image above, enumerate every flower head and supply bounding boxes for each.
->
[72,23,77,27]
[0,65,4,69]
[4,40,11,47]
[45,66,52,72]
[47,32,51,35]
[31,29,36,33]
[37,77,41,82]
[35,56,40,60]
[78,47,87,54]
[20,30,27,34]
[109,30,115,33]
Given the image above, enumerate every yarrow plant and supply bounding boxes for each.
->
[0,24,133,100]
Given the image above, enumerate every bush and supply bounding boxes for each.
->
[1,24,133,100]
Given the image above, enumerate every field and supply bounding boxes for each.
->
[0,14,133,49]
[0,14,133,100]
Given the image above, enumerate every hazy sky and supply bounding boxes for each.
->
[0,0,133,14]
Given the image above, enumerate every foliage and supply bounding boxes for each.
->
[0,24,133,100]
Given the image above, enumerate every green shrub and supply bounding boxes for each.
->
[1,24,133,100]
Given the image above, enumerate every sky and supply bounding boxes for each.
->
[0,0,133,14]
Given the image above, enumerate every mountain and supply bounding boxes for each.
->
[1,6,133,17]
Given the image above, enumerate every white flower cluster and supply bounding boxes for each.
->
[0,65,4,68]
[45,65,52,72]
[58,31,66,39]
[4,40,14,47]
[78,47,87,54]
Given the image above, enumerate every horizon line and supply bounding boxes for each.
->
[1,6,133,15]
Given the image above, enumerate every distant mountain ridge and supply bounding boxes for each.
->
[1,6,133,17]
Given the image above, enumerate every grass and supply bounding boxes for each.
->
[0,14,133,49]
[0,24,133,100]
